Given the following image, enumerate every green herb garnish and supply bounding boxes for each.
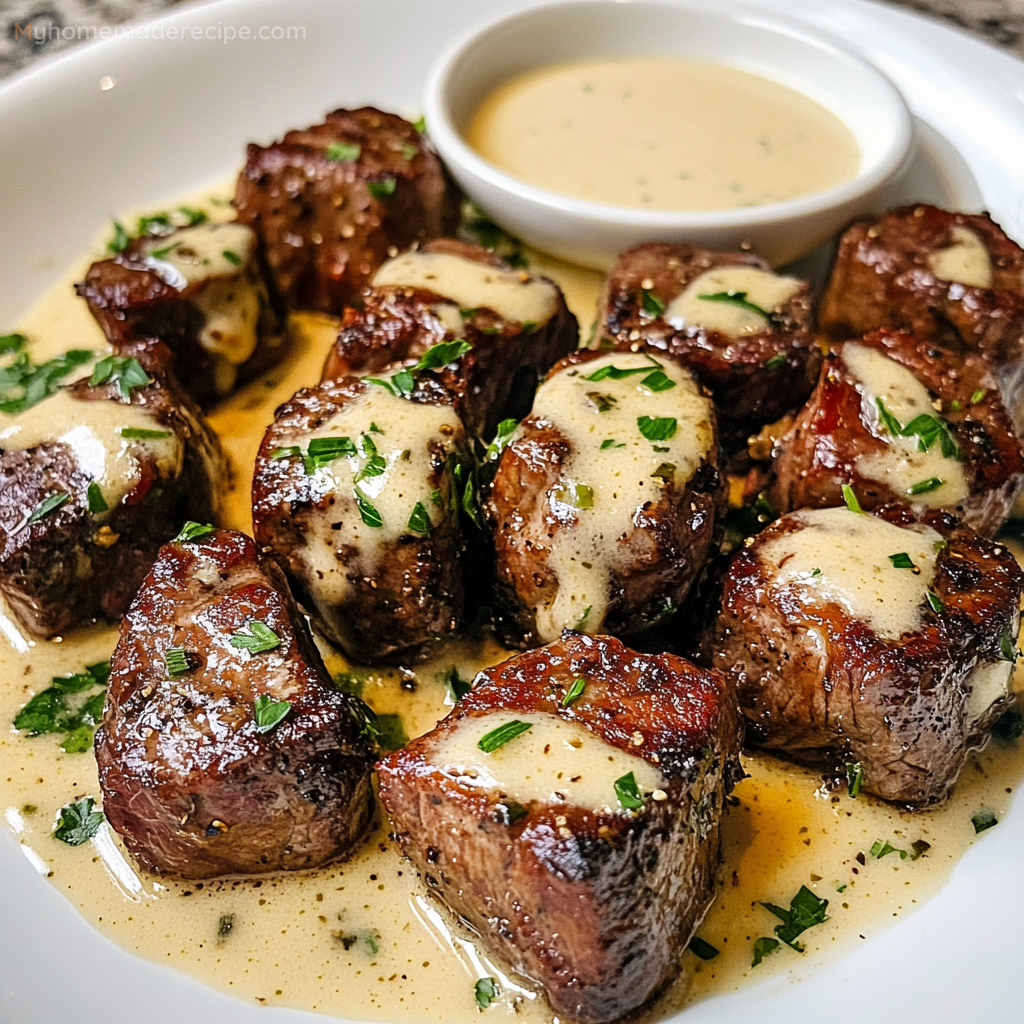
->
[496,801,528,826]
[698,290,771,320]
[374,713,408,752]
[841,484,862,513]
[583,358,661,383]
[637,415,677,441]
[971,389,986,405]
[651,462,675,482]
[407,501,432,534]
[253,694,291,733]
[366,177,397,200]
[764,352,787,370]
[120,427,170,440]
[998,628,1017,663]
[414,339,472,370]
[908,477,943,495]
[870,839,908,860]
[107,220,130,254]
[0,333,27,354]
[586,391,616,413]
[972,809,998,833]
[846,761,863,798]
[751,937,780,967]
[600,439,625,450]
[164,647,191,677]
[86,482,108,514]
[441,667,471,703]
[640,288,666,318]
[174,521,215,543]
[13,661,109,752]
[640,368,676,391]
[221,249,243,267]
[926,589,944,614]
[888,552,916,569]
[760,885,829,950]
[614,771,644,810]
[561,677,586,707]
[688,937,720,961]
[326,141,361,162]
[0,348,94,414]
[26,491,69,526]
[478,720,533,754]
[90,355,153,400]
[475,978,499,1009]
[993,707,1024,742]
[874,399,959,458]
[53,797,104,846]
[367,369,415,398]
[356,493,383,528]
[229,620,281,655]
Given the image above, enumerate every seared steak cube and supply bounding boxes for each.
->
[818,204,1024,430]
[705,504,1024,806]
[322,238,580,440]
[235,107,458,314]
[769,329,1024,536]
[252,374,469,664]
[597,242,819,448]
[0,339,225,638]
[377,632,742,1024]
[76,221,284,405]
[486,350,721,647]
[95,527,375,878]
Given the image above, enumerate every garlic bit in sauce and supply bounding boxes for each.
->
[466,57,860,212]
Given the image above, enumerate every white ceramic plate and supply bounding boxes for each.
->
[1,1,1023,1021]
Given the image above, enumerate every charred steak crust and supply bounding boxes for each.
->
[818,204,1024,427]
[76,228,285,407]
[485,350,722,648]
[598,242,819,446]
[322,238,580,440]
[0,340,225,638]
[769,329,1024,536]
[95,528,375,879]
[234,107,459,315]
[377,632,743,1024]
[252,374,469,663]
[705,505,1024,806]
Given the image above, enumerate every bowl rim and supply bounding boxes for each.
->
[424,0,915,230]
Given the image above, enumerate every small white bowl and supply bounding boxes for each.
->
[424,0,914,270]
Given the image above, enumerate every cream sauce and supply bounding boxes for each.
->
[434,712,664,811]
[843,342,969,507]
[528,352,714,641]
[1,181,1023,1024]
[372,251,558,326]
[927,225,993,288]
[758,507,942,640]
[663,266,803,337]
[967,659,1015,723]
[0,388,181,509]
[280,385,463,608]
[465,57,860,212]
[142,222,263,374]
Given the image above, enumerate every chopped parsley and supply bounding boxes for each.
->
[53,796,104,846]
[13,660,109,753]
[573,605,592,629]
[888,552,916,569]
[640,288,666,318]
[994,706,1024,742]
[86,482,108,514]
[561,677,587,707]
[356,493,383,528]
[698,290,772,321]
[414,339,472,370]
[971,388,986,405]
[482,418,518,479]
[326,141,361,162]
[407,501,432,534]
[845,761,864,798]
[253,694,291,733]
[760,885,829,950]
[751,937,780,967]
[688,937,720,961]
[413,115,427,134]
[972,809,998,833]
[478,720,533,754]
[870,839,907,860]
[998,628,1017,662]
[353,439,386,484]
[614,771,644,810]
[907,477,943,495]
[651,462,676,482]
[273,435,359,475]
[90,355,153,400]
[401,142,419,161]
[26,491,69,526]
[174,521,215,543]
[637,415,678,441]
[229,620,281,655]
[553,480,593,509]
[120,427,170,440]
[583,358,661,382]
[441,667,471,703]
[374,713,408,751]
[600,439,625,450]
[496,801,528,826]
[0,348,94,414]
[367,369,415,398]
[221,249,243,267]
[586,391,616,413]
[764,352,787,370]
[841,483,863,514]
[0,333,27,354]
[164,647,191,677]
[925,589,944,614]
[366,177,397,200]
[474,977,499,1009]
[640,368,676,392]
[874,399,959,459]
[107,220,130,254]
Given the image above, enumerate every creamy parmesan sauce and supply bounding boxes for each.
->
[435,712,664,811]
[758,507,942,640]
[465,57,860,212]
[1,182,1023,1024]
[372,251,558,326]
[663,266,802,337]
[926,225,993,288]
[529,352,714,641]
[0,389,181,509]
[283,386,462,607]
[842,342,969,507]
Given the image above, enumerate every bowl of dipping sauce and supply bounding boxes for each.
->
[424,0,913,269]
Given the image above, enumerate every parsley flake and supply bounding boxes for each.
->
[698,290,772,321]
[614,771,644,810]
[640,288,666,318]
[107,220,130,254]
[908,477,943,495]
[971,389,986,405]
[926,589,944,614]
[688,937,720,961]
[637,415,677,441]
[120,427,170,440]
[583,358,661,382]
[90,355,153,400]
[0,348,94,414]
[841,484,863,514]
[764,352,787,370]
[164,647,191,677]
[326,141,361,162]
[475,977,499,1009]
[366,177,397,200]
[407,501,431,534]
[888,552,916,570]
[751,937,780,967]
[26,491,69,526]
[972,809,998,833]
[54,796,104,846]
[86,482,108,514]
[356,493,383,528]
[561,677,586,707]
[13,661,109,752]
[221,249,243,267]
[846,761,864,798]
[441,667,471,703]
[600,438,625,450]
[414,339,472,370]
[760,885,829,950]
[478,720,533,753]
[229,620,281,655]
[174,521,215,543]
[253,694,291,733]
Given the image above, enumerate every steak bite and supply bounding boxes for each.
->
[486,350,721,647]
[769,329,1024,537]
[597,242,819,448]
[377,632,743,1024]
[252,373,469,664]
[95,527,375,879]
[0,339,225,638]
[76,221,285,405]
[705,504,1024,806]
[818,204,1024,429]
[235,107,458,315]
[322,238,580,440]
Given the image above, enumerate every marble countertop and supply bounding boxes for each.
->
[2,0,1024,79]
